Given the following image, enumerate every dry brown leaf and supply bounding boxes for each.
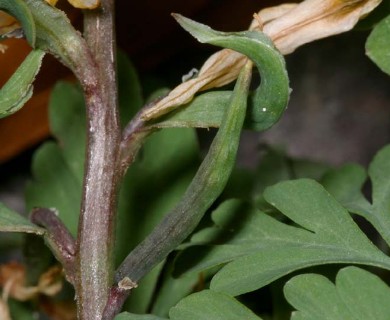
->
[0,262,63,301]
[141,0,381,121]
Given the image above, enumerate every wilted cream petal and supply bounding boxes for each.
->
[141,49,246,120]
[249,3,298,30]
[68,0,100,9]
[264,0,382,54]
[141,0,381,121]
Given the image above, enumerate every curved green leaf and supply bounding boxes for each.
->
[115,59,252,283]
[285,267,390,320]
[0,49,45,118]
[0,0,35,45]
[366,14,390,75]
[168,14,290,130]
[169,290,262,320]
[0,202,44,235]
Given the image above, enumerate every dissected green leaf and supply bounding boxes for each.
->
[115,313,167,320]
[366,14,390,75]
[0,49,45,119]
[211,179,390,295]
[250,147,330,210]
[49,81,86,184]
[26,142,82,237]
[117,290,262,320]
[169,290,262,320]
[284,266,390,320]
[0,0,35,45]
[151,261,202,317]
[26,82,85,237]
[0,203,44,235]
[323,145,390,247]
[321,163,371,215]
[174,180,390,296]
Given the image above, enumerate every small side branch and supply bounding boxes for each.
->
[30,208,76,285]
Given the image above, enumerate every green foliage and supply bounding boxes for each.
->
[172,14,290,131]
[3,3,390,320]
[0,203,44,235]
[116,290,262,320]
[366,14,390,75]
[116,127,199,313]
[0,49,45,118]
[174,178,390,296]
[323,145,390,246]
[285,267,390,320]
[25,82,85,236]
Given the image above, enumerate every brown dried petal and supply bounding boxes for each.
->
[37,265,63,297]
[141,0,380,121]
[264,0,382,54]
[0,263,63,301]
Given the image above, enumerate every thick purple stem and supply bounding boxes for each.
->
[75,1,121,319]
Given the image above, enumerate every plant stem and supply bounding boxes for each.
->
[76,1,121,319]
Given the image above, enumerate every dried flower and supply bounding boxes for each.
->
[141,0,381,121]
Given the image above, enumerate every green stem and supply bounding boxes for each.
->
[76,1,121,319]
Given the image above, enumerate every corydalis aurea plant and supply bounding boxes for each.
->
[141,0,382,121]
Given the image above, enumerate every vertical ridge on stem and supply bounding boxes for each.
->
[76,0,121,319]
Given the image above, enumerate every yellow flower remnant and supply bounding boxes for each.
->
[67,0,100,9]
[141,0,381,121]
[0,11,20,40]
